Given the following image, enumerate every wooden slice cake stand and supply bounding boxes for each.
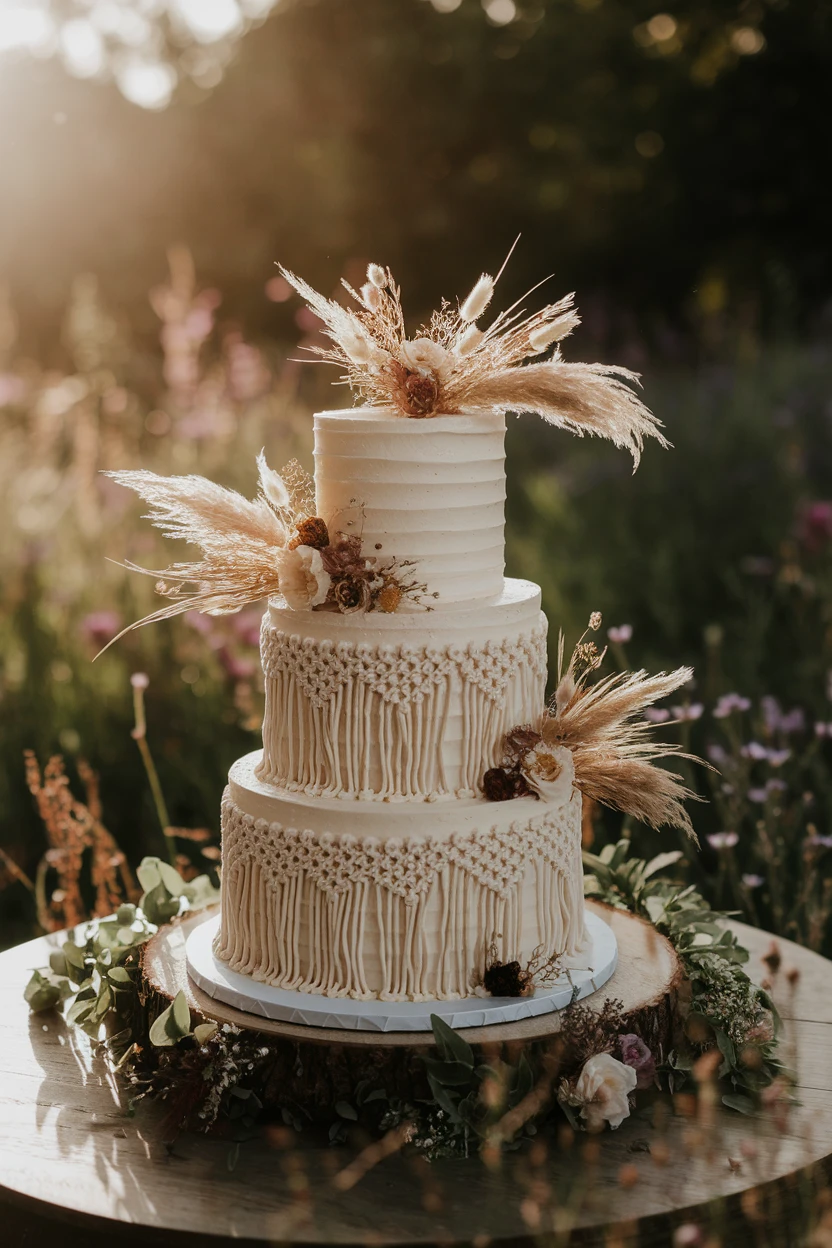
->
[2,900,830,1248]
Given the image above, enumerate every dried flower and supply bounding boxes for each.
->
[618,1034,656,1089]
[567,1053,637,1132]
[256,449,290,512]
[607,624,633,644]
[399,337,451,376]
[361,282,382,311]
[130,672,150,690]
[482,766,535,801]
[524,741,563,784]
[367,263,387,289]
[276,545,331,610]
[289,516,330,550]
[333,575,371,614]
[588,611,602,631]
[376,583,403,613]
[483,960,532,998]
[459,273,494,322]
[528,309,581,351]
[456,323,484,355]
[404,371,441,416]
[504,725,542,761]
[321,534,365,577]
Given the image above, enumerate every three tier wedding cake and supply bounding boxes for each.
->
[108,253,697,1010]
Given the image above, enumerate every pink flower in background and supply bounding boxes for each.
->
[707,742,727,764]
[644,707,671,723]
[232,609,263,648]
[742,741,768,760]
[767,748,791,766]
[762,696,805,734]
[708,831,738,849]
[185,610,215,637]
[80,610,121,645]
[742,873,764,888]
[618,1034,656,1088]
[748,788,768,803]
[798,501,832,553]
[216,646,256,681]
[714,693,751,719]
[607,624,632,644]
[0,373,27,406]
[130,672,149,690]
[815,723,832,738]
[671,703,703,721]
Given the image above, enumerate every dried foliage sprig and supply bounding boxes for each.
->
[280,251,667,467]
[98,466,291,653]
[484,614,710,838]
[544,616,708,839]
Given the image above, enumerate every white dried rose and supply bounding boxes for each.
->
[276,545,331,611]
[399,337,451,376]
[523,741,572,802]
[572,1053,637,1132]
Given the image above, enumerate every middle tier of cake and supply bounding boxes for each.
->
[216,750,587,1001]
[258,577,547,802]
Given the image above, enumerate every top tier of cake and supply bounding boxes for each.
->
[314,408,506,605]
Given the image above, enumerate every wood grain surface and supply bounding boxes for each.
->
[2,904,830,1248]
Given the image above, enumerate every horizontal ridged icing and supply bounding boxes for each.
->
[314,408,506,604]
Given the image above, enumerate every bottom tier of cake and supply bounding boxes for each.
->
[215,751,588,1002]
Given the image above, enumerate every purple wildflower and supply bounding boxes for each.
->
[741,741,768,760]
[671,703,704,721]
[80,610,121,645]
[714,693,751,719]
[618,1034,656,1089]
[742,874,765,889]
[708,831,739,849]
[766,749,791,767]
[806,833,832,850]
[644,707,671,723]
[607,624,633,644]
[748,788,769,803]
[707,743,727,765]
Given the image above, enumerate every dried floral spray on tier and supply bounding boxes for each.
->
[98,455,427,653]
[281,243,667,466]
[483,613,711,839]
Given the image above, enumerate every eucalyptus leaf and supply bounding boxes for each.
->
[24,970,63,1013]
[136,857,163,894]
[116,903,137,925]
[643,851,684,880]
[335,1101,358,1121]
[722,1092,757,1115]
[422,1058,477,1086]
[430,1014,474,1068]
[108,967,132,985]
[193,1021,218,1045]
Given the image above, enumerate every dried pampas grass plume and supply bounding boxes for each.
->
[538,620,710,838]
[278,242,668,466]
[97,467,290,656]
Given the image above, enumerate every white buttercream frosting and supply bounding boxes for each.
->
[258,579,547,801]
[215,751,586,1001]
[313,407,507,604]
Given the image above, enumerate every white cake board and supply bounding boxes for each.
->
[185,911,617,1033]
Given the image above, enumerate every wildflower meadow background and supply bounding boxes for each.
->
[1,0,831,968]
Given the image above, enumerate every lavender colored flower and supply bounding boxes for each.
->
[130,672,149,690]
[644,707,671,723]
[815,723,832,738]
[779,707,806,734]
[80,610,121,645]
[713,692,751,719]
[748,787,769,803]
[671,703,704,721]
[806,833,832,850]
[706,743,727,765]
[766,749,791,767]
[762,696,805,734]
[742,873,765,889]
[607,624,633,644]
[741,741,768,761]
[798,500,832,552]
[767,778,786,794]
[708,831,739,849]
[618,1033,656,1089]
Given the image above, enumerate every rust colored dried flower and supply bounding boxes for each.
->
[482,766,535,801]
[333,576,370,614]
[483,960,533,998]
[288,516,330,550]
[404,371,440,417]
[376,584,403,613]
[588,611,602,631]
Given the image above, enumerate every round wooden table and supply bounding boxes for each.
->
[1,906,830,1248]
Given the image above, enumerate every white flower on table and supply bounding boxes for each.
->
[276,544,331,611]
[571,1053,637,1131]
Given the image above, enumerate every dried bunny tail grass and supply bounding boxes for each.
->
[542,666,709,839]
[453,361,668,468]
[105,470,287,551]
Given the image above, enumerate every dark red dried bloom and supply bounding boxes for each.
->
[482,766,536,802]
[333,576,370,614]
[403,371,440,417]
[288,516,330,550]
[483,960,532,998]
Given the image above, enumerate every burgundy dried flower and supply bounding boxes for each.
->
[482,960,532,998]
[403,371,440,417]
[504,725,542,763]
[482,767,535,802]
[618,1033,656,1089]
[321,534,365,577]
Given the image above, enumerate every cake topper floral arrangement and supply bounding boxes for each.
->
[98,454,428,653]
[281,242,666,467]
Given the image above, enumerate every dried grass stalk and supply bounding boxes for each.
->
[542,666,707,840]
[98,469,289,654]
[279,254,668,466]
